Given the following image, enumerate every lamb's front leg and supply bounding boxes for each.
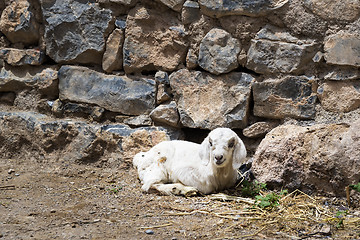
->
[151,183,198,197]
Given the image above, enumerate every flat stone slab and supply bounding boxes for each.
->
[58,65,156,116]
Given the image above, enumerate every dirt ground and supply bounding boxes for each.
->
[1,156,359,240]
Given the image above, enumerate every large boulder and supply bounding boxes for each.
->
[246,25,319,74]
[41,0,113,64]
[123,3,188,74]
[169,69,254,129]
[317,80,360,113]
[0,111,181,164]
[0,0,40,46]
[324,31,360,67]
[252,76,317,119]
[304,0,360,22]
[252,120,360,196]
[58,65,156,116]
[198,28,241,75]
[198,0,288,18]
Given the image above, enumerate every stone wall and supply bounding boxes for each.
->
[1,0,360,195]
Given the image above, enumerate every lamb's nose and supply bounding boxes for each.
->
[215,155,223,161]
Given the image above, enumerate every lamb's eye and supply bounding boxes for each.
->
[209,139,213,147]
[228,139,235,148]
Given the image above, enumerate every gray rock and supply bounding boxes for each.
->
[317,80,360,113]
[182,0,200,24]
[123,115,153,127]
[41,0,113,64]
[150,101,180,128]
[198,28,241,75]
[52,101,105,121]
[278,0,328,38]
[324,31,360,67]
[123,4,187,74]
[50,99,63,116]
[199,0,288,18]
[0,0,40,46]
[242,121,279,138]
[304,0,360,22]
[58,65,156,116]
[0,66,58,96]
[253,76,317,119]
[312,51,324,63]
[102,28,124,73]
[246,25,319,74]
[156,0,185,11]
[97,0,138,6]
[252,120,360,196]
[155,71,169,85]
[156,84,172,105]
[323,67,360,81]
[155,71,172,104]
[0,48,45,66]
[170,69,254,129]
[186,49,198,69]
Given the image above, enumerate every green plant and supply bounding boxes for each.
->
[349,182,360,192]
[335,210,348,229]
[255,189,288,209]
[107,185,122,194]
[240,180,267,197]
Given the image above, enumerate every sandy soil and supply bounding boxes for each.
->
[1,156,359,240]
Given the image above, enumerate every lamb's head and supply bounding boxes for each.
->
[200,128,247,169]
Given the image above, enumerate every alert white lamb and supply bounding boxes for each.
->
[133,128,247,196]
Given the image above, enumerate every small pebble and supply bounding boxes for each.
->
[8,169,15,174]
[15,173,20,176]
[145,229,154,235]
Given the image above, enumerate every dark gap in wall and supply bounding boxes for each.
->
[43,56,57,65]
[193,65,204,72]
[234,66,261,77]
[182,128,210,144]
[140,69,158,76]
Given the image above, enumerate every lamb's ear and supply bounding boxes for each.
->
[199,136,211,166]
[232,136,247,169]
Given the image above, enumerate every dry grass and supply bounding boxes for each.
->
[164,189,360,239]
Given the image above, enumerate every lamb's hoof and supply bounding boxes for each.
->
[173,186,198,197]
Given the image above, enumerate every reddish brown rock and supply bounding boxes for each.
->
[324,31,360,67]
[102,28,124,73]
[317,80,360,113]
[123,3,188,74]
[304,0,360,22]
[169,69,254,129]
[252,120,360,196]
[0,48,45,66]
[0,0,40,46]
[253,76,317,119]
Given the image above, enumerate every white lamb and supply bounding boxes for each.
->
[133,128,247,196]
